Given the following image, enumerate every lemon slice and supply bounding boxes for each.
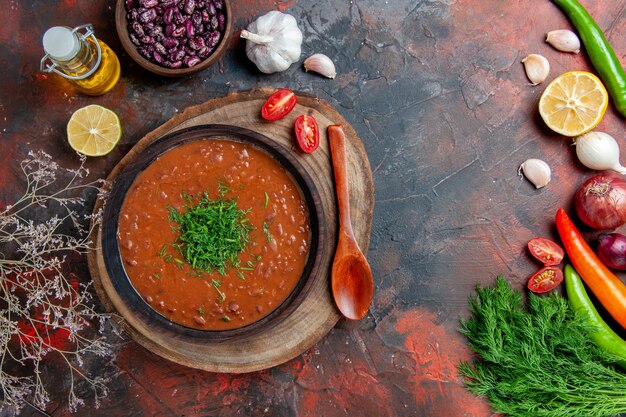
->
[538,71,608,137]
[67,104,121,156]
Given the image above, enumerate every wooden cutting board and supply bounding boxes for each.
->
[88,88,374,373]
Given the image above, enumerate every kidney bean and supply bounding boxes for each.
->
[140,0,158,7]
[163,6,175,23]
[131,21,145,37]
[183,0,195,15]
[218,12,225,31]
[173,9,184,25]
[152,51,164,64]
[188,36,205,50]
[125,0,135,10]
[194,23,205,35]
[172,26,186,37]
[164,22,175,36]
[191,10,202,26]
[193,315,206,326]
[159,0,175,6]
[154,42,167,55]
[210,15,218,31]
[207,0,216,15]
[185,19,195,37]
[213,0,223,9]
[140,35,154,44]
[196,0,205,7]
[165,60,183,68]
[206,30,221,48]
[129,32,141,46]
[162,36,179,49]
[139,8,157,23]
[197,46,210,58]
[170,48,186,61]
[201,8,210,22]
[184,46,196,56]
[184,55,201,67]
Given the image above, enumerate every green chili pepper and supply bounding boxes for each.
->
[553,0,626,116]
[564,264,626,369]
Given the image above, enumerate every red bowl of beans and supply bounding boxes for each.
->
[115,0,232,77]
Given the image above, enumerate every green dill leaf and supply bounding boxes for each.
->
[264,192,269,209]
[262,221,271,243]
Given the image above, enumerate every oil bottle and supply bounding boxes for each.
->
[40,24,121,96]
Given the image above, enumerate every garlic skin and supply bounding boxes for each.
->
[546,30,581,53]
[519,159,551,189]
[303,53,336,79]
[574,131,626,174]
[240,11,303,74]
[522,54,550,85]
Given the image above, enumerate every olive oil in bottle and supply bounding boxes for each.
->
[41,24,120,96]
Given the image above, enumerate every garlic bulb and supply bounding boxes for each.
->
[519,158,552,189]
[574,131,626,174]
[522,54,550,85]
[240,11,303,74]
[546,29,581,53]
[304,53,336,78]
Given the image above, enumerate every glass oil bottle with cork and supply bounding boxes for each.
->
[40,24,121,96]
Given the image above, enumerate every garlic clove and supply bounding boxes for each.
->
[303,53,337,79]
[519,158,552,189]
[522,54,550,85]
[546,29,581,54]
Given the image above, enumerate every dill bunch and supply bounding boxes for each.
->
[459,276,626,417]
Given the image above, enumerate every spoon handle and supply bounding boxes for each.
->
[328,125,354,236]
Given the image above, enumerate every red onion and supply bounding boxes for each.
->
[597,232,626,270]
[574,173,626,230]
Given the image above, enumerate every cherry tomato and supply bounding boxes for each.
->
[527,266,564,293]
[294,115,319,153]
[527,238,564,266]
[261,89,297,121]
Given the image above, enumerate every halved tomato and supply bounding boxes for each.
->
[527,266,563,293]
[527,238,564,266]
[261,89,297,121]
[294,115,319,153]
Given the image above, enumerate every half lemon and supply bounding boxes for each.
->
[538,71,608,137]
[67,104,121,156]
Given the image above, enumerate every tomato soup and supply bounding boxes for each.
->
[117,140,311,330]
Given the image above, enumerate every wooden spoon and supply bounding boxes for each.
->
[328,125,374,320]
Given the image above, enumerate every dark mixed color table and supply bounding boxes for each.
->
[2,0,626,416]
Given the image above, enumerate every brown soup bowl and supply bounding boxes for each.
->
[115,0,232,77]
[101,125,326,343]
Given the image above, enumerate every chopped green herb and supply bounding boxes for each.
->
[264,192,269,208]
[237,270,246,281]
[168,193,254,275]
[163,255,173,263]
[220,315,230,322]
[158,245,167,258]
[211,279,226,302]
[218,179,231,197]
[151,273,161,280]
[181,190,192,202]
[262,221,272,243]
[197,307,206,315]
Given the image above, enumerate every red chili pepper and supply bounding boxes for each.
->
[555,208,626,330]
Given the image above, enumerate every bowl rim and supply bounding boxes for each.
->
[101,124,326,343]
[114,0,233,77]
